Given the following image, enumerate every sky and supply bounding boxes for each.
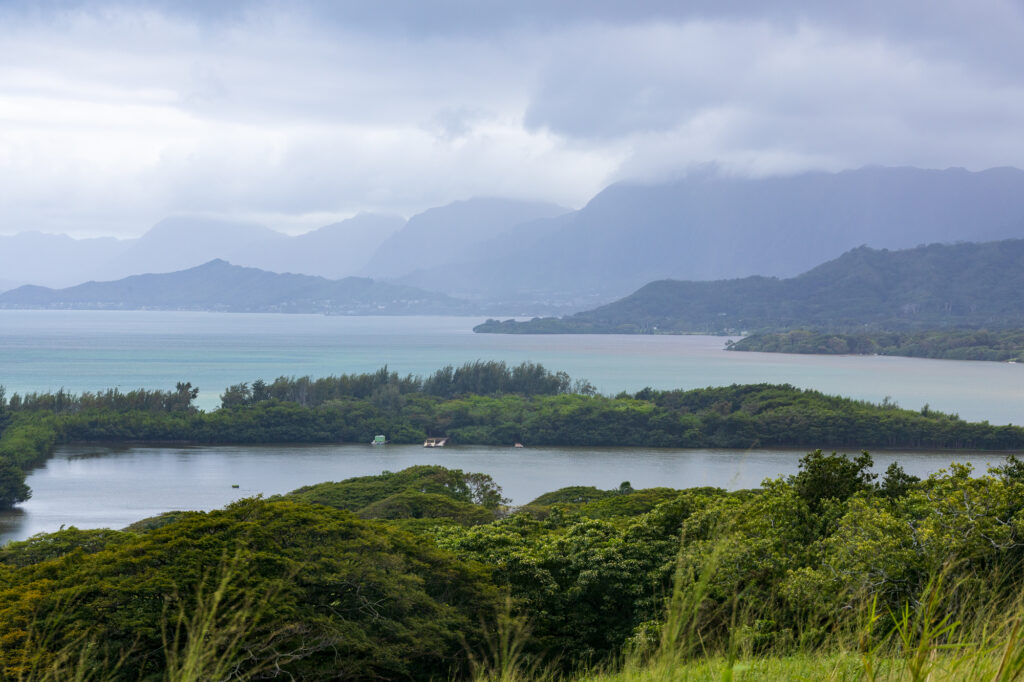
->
[2,0,1023,237]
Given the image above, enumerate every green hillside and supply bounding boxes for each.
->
[475,239,1024,334]
[0,259,470,315]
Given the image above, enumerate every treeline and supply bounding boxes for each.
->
[39,384,1024,452]
[219,361,595,408]
[0,382,200,415]
[2,455,1024,679]
[729,328,1024,362]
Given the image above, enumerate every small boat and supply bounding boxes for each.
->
[423,437,448,448]
[513,442,524,448]
[371,435,387,446]
[231,484,240,488]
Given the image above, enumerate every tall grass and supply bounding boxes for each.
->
[10,548,1024,681]
[576,557,1024,682]
[468,596,549,682]
[161,553,275,682]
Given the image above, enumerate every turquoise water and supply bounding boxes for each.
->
[0,442,1008,544]
[0,310,1022,422]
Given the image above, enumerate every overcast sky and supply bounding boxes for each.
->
[2,0,1023,237]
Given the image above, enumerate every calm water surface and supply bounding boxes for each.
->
[1,310,1022,422]
[0,443,1010,544]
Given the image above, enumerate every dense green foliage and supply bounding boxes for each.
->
[285,465,507,524]
[475,240,1024,334]
[33,384,1024,451]
[3,457,1024,680]
[729,328,1024,362]
[0,497,498,680]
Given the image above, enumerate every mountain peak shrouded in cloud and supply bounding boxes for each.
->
[393,166,1024,304]
[0,1,1022,237]
[3,166,1024,303]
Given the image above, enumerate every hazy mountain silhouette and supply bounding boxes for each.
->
[405,166,1024,302]
[360,197,569,280]
[101,217,288,280]
[252,213,405,279]
[0,232,131,288]
[0,214,404,288]
[0,259,471,315]
[475,239,1024,333]
[4,167,1024,307]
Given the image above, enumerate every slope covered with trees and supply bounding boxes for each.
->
[0,259,470,314]
[476,239,1024,334]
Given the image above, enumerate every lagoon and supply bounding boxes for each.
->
[0,442,1009,545]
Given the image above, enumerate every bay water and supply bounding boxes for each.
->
[0,442,1009,544]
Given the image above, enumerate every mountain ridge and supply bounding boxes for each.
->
[408,166,1024,302]
[4,166,1024,306]
[474,239,1024,334]
[0,259,474,315]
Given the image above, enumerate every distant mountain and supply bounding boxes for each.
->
[0,259,474,315]
[475,239,1024,334]
[0,214,405,288]
[409,167,1024,302]
[0,232,132,288]
[102,217,288,280]
[6,166,1024,305]
[0,279,18,294]
[265,213,405,279]
[361,197,569,280]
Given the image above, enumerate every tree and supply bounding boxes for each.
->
[789,450,876,512]
[166,382,199,412]
[0,461,30,509]
[879,461,920,498]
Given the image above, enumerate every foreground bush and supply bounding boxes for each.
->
[0,498,498,680]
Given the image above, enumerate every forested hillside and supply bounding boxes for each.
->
[0,259,470,314]
[476,239,1024,334]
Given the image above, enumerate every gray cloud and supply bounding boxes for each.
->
[0,0,1022,237]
